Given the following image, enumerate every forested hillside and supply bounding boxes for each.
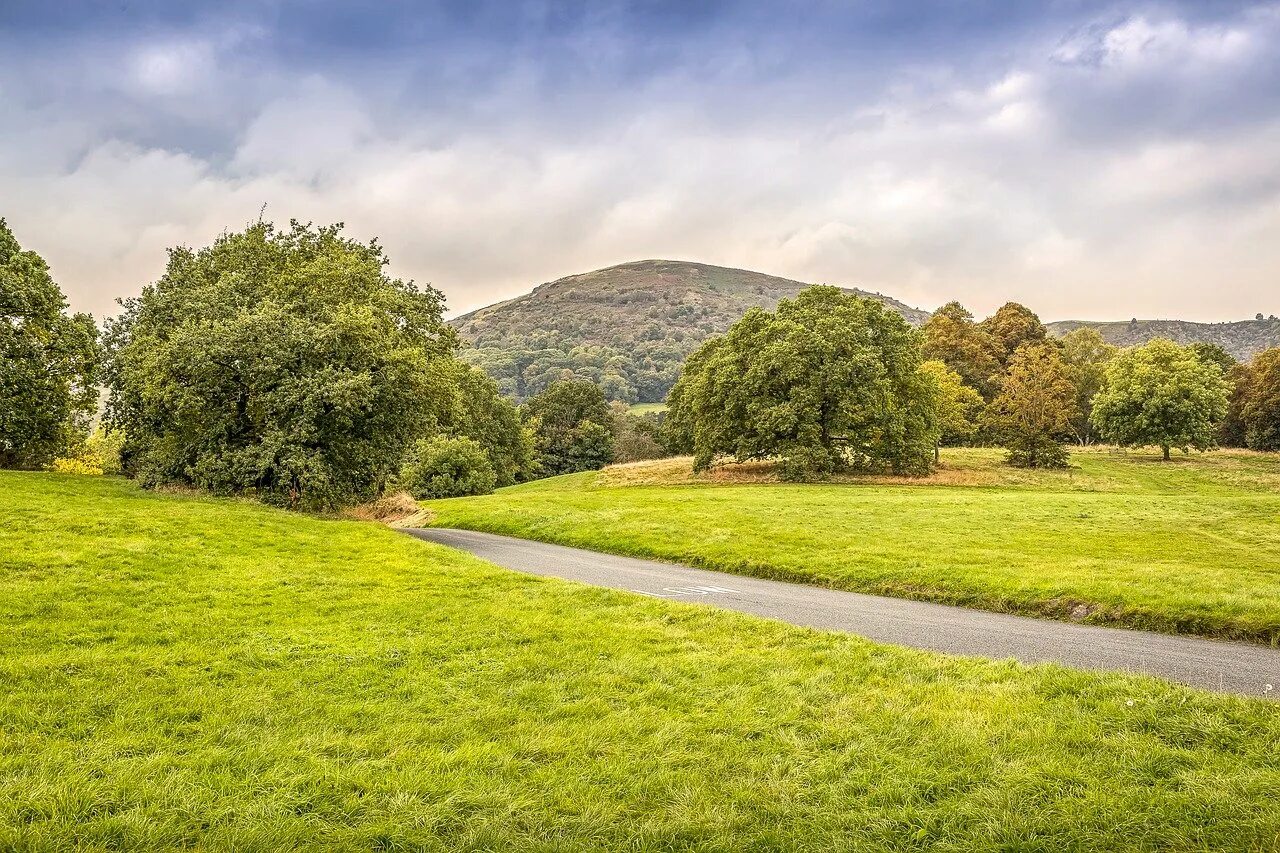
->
[453,259,1279,404]
[1047,318,1280,360]
[451,260,927,403]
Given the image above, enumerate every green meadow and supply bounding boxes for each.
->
[424,447,1280,644]
[3,470,1280,850]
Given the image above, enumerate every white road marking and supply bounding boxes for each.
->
[633,585,740,597]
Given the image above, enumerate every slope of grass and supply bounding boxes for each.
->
[424,448,1280,644]
[3,470,1280,849]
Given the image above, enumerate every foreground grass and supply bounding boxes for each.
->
[3,472,1280,849]
[425,448,1280,644]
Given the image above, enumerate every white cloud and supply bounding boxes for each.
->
[2,5,1280,327]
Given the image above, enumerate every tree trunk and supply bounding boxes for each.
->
[934,443,940,464]
[1162,444,1171,461]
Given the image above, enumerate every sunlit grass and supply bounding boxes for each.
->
[3,470,1280,849]
[425,447,1280,643]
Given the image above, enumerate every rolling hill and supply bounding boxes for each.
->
[452,259,1280,403]
[451,259,928,403]
[1046,317,1280,360]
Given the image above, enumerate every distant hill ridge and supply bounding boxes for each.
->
[451,259,1279,402]
[1046,318,1280,361]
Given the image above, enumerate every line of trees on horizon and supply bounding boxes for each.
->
[3,214,1279,508]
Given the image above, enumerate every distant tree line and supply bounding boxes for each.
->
[3,213,1279,506]
[664,290,1267,475]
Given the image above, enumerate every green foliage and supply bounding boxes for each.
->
[453,260,928,404]
[427,446,1280,643]
[919,360,983,452]
[0,219,100,469]
[1220,362,1252,448]
[985,345,1077,468]
[437,362,532,486]
[1059,328,1118,445]
[522,379,615,475]
[1091,339,1230,461]
[50,427,124,476]
[1235,347,1280,451]
[1190,342,1237,376]
[609,402,667,463]
[8,472,1280,849]
[397,435,497,499]
[980,302,1048,369]
[103,221,457,510]
[921,302,999,398]
[667,287,940,479]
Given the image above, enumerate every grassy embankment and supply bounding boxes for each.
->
[3,470,1280,849]
[423,447,1280,644]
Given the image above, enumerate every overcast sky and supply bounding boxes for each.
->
[2,1,1278,322]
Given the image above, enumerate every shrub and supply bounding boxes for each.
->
[398,436,497,499]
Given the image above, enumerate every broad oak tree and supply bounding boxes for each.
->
[1091,338,1229,461]
[666,286,940,478]
[104,221,457,509]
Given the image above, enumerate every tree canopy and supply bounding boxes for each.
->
[1225,347,1280,452]
[1091,339,1229,460]
[0,219,99,469]
[104,221,458,509]
[921,302,999,398]
[1059,328,1117,445]
[980,302,1048,369]
[919,359,983,462]
[521,379,616,476]
[985,344,1078,468]
[666,286,939,478]
[437,361,532,487]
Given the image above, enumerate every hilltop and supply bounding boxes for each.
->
[452,259,1280,403]
[1047,317,1280,360]
[451,259,927,402]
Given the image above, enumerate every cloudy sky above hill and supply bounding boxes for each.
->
[2,0,1278,321]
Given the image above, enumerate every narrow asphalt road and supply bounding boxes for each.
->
[404,527,1280,698]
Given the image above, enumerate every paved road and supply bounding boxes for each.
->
[403,528,1280,698]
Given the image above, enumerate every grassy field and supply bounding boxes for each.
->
[423,448,1280,644]
[628,401,668,415]
[3,471,1280,849]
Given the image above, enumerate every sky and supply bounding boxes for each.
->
[2,1,1278,322]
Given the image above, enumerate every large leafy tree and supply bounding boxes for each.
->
[521,379,615,476]
[0,219,99,469]
[919,360,982,461]
[1059,328,1117,445]
[1091,339,1229,461]
[438,362,533,486]
[104,221,457,509]
[1237,348,1280,451]
[666,286,940,478]
[980,302,1048,369]
[921,302,999,398]
[985,344,1078,468]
